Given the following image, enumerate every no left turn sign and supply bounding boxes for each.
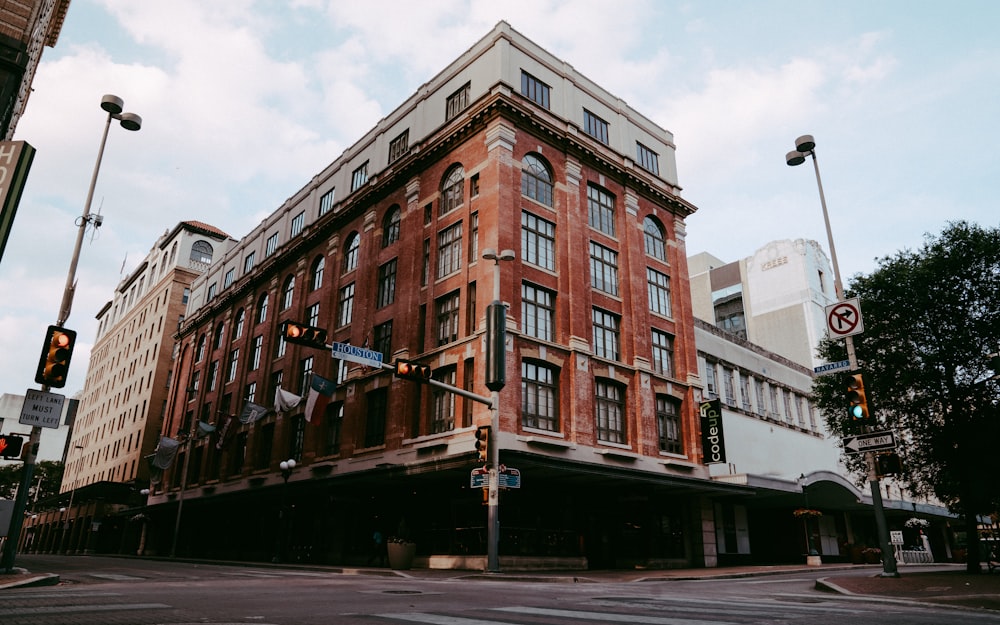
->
[826,298,864,338]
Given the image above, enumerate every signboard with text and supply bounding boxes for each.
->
[19,389,65,429]
[700,399,727,465]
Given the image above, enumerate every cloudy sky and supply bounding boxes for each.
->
[1,0,997,399]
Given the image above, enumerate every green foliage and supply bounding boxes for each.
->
[0,460,64,503]
[813,221,1000,518]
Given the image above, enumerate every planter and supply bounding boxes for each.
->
[387,542,416,570]
[806,555,822,566]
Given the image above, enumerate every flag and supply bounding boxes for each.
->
[151,436,180,469]
[197,420,216,438]
[215,414,236,450]
[239,401,268,424]
[304,373,336,423]
[274,386,302,413]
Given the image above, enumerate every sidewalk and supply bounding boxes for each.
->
[3,560,999,612]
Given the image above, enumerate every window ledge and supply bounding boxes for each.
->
[593,447,639,461]
[658,457,697,469]
[516,434,574,449]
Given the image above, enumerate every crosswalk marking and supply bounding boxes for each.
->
[496,606,737,625]
[7,602,170,617]
[376,614,514,625]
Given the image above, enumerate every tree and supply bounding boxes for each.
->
[813,221,1000,573]
[0,461,64,503]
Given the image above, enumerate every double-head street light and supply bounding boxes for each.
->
[0,94,142,573]
[274,459,297,562]
[786,134,897,577]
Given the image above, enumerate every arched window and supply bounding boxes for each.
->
[234,308,245,339]
[169,242,178,265]
[440,165,464,215]
[310,256,325,291]
[256,293,269,324]
[281,275,295,310]
[521,153,553,207]
[343,232,360,273]
[191,240,214,265]
[195,334,207,362]
[213,322,225,350]
[643,215,667,261]
[382,205,401,248]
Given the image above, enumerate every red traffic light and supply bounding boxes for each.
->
[281,321,328,349]
[34,325,77,388]
[0,433,24,458]
[394,359,432,382]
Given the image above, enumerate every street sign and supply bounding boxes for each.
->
[826,298,864,338]
[498,466,521,489]
[470,467,489,489]
[330,341,384,369]
[843,430,897,454]
[19,389,65,429]
[814,359,852,375]
[890,530,904,545]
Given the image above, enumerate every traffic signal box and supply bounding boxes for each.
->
[394,359,432,382]
[0,433,24,458]
[845,372,871,421]
[34,325,77,388]
[281,321,328,349]
[474,425,491,464]
[875,452,902,477]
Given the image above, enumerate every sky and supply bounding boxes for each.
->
[1,0,997,400]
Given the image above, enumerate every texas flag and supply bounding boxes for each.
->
[304,373,336,423]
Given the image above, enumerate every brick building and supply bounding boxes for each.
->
[143,22,746,569]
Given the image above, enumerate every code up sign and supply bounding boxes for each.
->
[700,398,727,465]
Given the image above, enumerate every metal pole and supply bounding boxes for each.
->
[170,437,191,558]
[805,148,897,578]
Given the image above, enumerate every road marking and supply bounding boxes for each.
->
[497,606,736,624]
[7,602,170,617]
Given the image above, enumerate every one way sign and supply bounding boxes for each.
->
[843,430,897,454]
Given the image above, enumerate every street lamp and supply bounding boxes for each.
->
[786,134,898,578]
[273,459,296,562]
[1,94,142,572]
[59,444,84,554]
[137,488,151,556]
[481,248,514,573]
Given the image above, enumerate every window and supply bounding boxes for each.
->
[754,379,766,416]
[374,321,393,361]
[289,415,306,462]
[208,360,219,392]
[589,241,619,295]
[310,256,325,291]
[595,379,626,444]
[255,293,268,324]
[250,336,263,371]
[583,108,609,144]
[592,308,621,361]
[656,395,682,454]
[468,212,478,262]
[643,216,667,261]
[521,282,555,341]
[521,211,555,271]
[213,322,225,350]
[324,402,343,456]
[351,161,369,192]
[364,389,387,448]
[740,373,752,412]
[290,211,305,238]
[265,233,279,257]
[243,251,255,274]
[388,130,409,164]
[636,142,660,175]
[276,332,287,358]
[651,329,674,377]
[299,356,314,395]
[306,302,320,327]
[421,239,430,286]
[337,283,355,327]
[195,334,207,362]
[377,259,397,308]
[522,361,558,431]
[207,283,217,301]
[521,154,553,206]
[470,173,479,197]
[224,268,235,289]
[431,368,457,433]
[647,267,672,317]
[436,290,460,346]
[281,275,295,311]
[587,184,616,236]
[445,82,470,120]
[436,222,463,278]
[382,206,400,248]
[723,366,736,406]
[191,240,214,264]
[245,381,257,404]
[256,423,274,470]
[227,348,239,383]
[704,361,717,397]
[520,70,550,109]
[441,165,464,215]
[234,308,245,339]
[319,188,335,216]
[343,232,360,273]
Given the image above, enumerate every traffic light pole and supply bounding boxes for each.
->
[800,144,898,578]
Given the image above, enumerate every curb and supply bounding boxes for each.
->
[0,573,60,590]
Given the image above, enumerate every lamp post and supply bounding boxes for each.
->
[137,488,150,556]
[0,94,141,573]
[481,247,514,573]
[59,444,84,554]
[273,459,296,563]
[786,134,898,577]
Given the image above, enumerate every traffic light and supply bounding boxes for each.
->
[34,325,77,388]
[844,372,870,420]
[281,321,328,349]
[876,452,902,477]
[474,425,491,464]
[394,359,431,382]
[0,434,24,458]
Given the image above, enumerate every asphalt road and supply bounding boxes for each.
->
[4,555,1000,625]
